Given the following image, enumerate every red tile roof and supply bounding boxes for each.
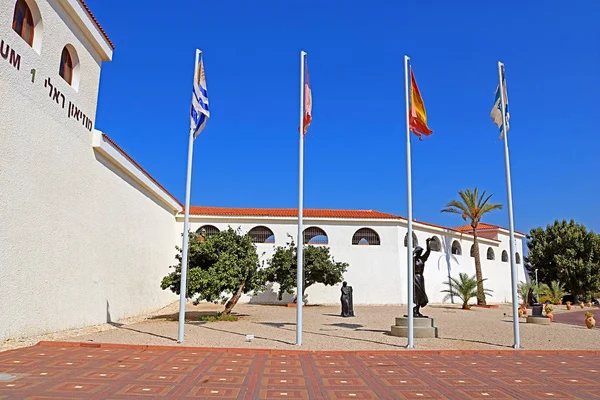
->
[454,223,526,236]
[188,206,401,219]
[187,207,502,240]
[78,0,115,49]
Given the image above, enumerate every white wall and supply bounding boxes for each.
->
[187,219,404,305]
[0,0,180,341]
[185,217,526,307]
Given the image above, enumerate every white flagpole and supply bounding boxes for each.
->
[497,61,520,349]
[404,55,415,348]
[177,49,201,343]
[296,50,306,346]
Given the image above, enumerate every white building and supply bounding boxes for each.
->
[0,0,526,342]
[184,207,527,305]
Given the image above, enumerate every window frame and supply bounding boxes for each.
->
[12,0,35,47]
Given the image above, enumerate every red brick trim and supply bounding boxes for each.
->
[78,0,114,49]
[35,341,600,356]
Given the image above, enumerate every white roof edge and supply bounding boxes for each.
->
[58,0,113,61]
[92,130,180,213]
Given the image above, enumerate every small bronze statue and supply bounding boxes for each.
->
[527,286,544,317]
[527,287,539,306]
[413,237,433,318]
[340,281,354,317]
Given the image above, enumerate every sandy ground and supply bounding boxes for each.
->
[3,301,598,352]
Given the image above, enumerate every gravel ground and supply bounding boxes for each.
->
[4,302,597,352]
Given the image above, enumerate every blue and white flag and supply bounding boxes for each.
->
[490,67,510,139]
[190,51,210,138]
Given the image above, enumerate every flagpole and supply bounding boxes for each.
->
[498,61,520,349]
[404,55,414,349]
[177,49,201,343]
[296,50,306,346]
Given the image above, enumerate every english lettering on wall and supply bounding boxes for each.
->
[1,38,21,70]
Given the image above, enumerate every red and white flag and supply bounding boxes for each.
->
[301,60,312,136]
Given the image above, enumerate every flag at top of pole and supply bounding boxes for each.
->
[296,51,310,346]
[492,61,520,349]
[409,67,433,141]
[404,56,433,349]
[191,50,210,139]
[300,59,312,136]
[178,49,210,344]
[490,65,509,139]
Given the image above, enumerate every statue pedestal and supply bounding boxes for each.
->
[526,316,551,325]
[531,304,543,317]
[390,316,439,339]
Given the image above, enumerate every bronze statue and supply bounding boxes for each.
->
[340,282,354,317]
[413,237,432,317]
[527,287,539,306]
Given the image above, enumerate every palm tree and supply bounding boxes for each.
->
[517,281,532,305]
[543,280,568,305]
[441,273,493,309]
[441,188,503,305]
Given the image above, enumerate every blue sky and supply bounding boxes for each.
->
[88,0,599,236]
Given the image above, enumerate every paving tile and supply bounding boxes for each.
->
[0,343,598,399]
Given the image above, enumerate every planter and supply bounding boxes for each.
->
[566,303,572,310]
[520,304,527,315]
[587,302,592,308]
[580,302,585,309]
[546,312,553,322]
[585,314,595,329]
[518,308,524,318]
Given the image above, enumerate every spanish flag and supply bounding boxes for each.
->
[409,68,433,140]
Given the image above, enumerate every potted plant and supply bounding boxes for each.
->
[585,312,595,329]
[518,307,524,318]
[520,303,527,315]
[587,300,592,307]
[580,301,585,309]
[545,305,554,322]
[566,301,572,310]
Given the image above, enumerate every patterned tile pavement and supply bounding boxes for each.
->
[0,341,599,399]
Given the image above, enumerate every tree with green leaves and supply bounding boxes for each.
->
[441,188,503,305]
[160,227,264,315]
[526,219,600,302]
[262,236,349,303]
[441,273,493,310]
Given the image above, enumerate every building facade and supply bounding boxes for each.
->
[0,0,526,342]
[184,207,527,306]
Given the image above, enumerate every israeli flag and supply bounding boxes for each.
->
[190,51,210,138]
[490,71,510,139]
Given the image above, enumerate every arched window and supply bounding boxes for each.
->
[59,47,74,85]
[12,0,34,47]
[487,247,495,260]
[196,225,219,239]
[501,250,508,262]
[451,240,462,255]
[403,232,418,247]
[470,245,475,257]
[352,228,380,245]
[429,236,441,252]
[248,226,275,244]
[303,227,328,245]
[516,252,521,264]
